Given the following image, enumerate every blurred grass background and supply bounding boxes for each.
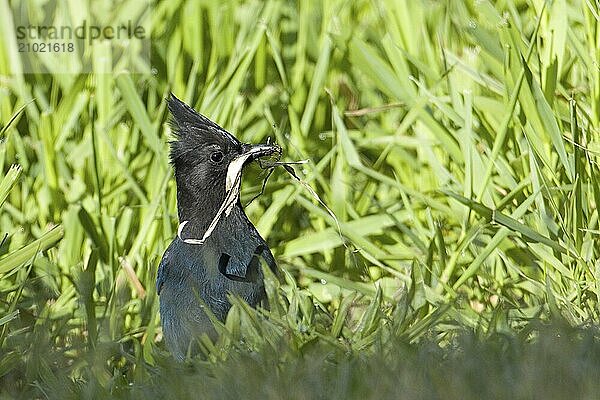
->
[1,0,600,398]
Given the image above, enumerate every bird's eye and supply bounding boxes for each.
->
[210,151,224,163]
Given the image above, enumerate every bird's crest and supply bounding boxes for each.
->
[166,93,240,163]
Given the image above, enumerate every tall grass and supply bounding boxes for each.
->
[1,0,599,398]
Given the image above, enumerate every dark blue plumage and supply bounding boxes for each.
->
[157,94,277,360]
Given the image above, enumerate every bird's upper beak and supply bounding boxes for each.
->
[240,142,282,163]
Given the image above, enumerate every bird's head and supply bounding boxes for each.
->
[166,94,280,223]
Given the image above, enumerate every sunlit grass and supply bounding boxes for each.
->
[1,0,599,398]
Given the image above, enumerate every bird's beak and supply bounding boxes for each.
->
[226,143,281,191]
[240,142,282,163]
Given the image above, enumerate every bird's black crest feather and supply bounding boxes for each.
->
[166,93,225,136]
[166,93,240,163]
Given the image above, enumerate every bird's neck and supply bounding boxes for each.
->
[174,173,243,231]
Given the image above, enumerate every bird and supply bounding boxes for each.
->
[156,94,279,360]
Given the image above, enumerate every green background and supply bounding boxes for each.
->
[1,0,600,398]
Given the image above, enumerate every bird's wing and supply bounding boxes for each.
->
[218,243,276,282]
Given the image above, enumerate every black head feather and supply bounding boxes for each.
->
[167,94,242,164]
[165,94,281,226]
[167,94,233,138]
[166,94,247,222]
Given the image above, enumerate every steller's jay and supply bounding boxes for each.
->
[156,94,278,360]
